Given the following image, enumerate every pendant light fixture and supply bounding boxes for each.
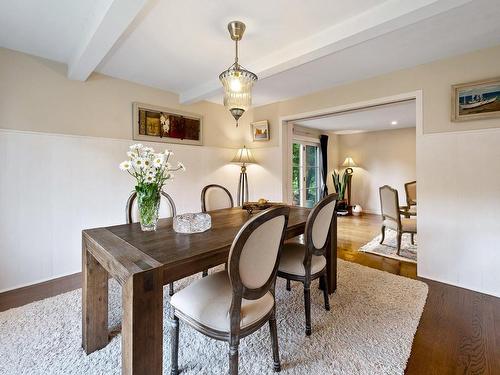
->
[219,21,257,126]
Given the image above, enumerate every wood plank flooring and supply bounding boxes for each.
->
[0,212,499,374]
[337,213,500,375]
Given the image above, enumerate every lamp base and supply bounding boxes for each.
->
[237,165,249,206]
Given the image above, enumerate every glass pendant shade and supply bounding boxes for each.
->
[220,64,257,123]
[219,21,257,125]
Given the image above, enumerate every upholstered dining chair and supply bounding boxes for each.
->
[200,184,235,277]
[405,181,417,208]
[277,193,337,336]
[169,206,290,375]
[126,190,177,296]
[201,183,234,212]
[379,185,417,255]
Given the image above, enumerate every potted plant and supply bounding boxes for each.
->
[119,144,185,231]
[332,169,350,212]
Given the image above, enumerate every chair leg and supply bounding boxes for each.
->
[269,310,281,372]
[229,342,239,375]
[380,225,386,244]
[170,309,179,375]
[304,284,312,336]
[286,279,291,291]
[411,233,415,245]
[169,282,174,297]
[320,274,330,311]
[202,270,208,277]
[396,232,402,255]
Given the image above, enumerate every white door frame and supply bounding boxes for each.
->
[279,90,423,204]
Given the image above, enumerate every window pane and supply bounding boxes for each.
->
[305,167,318,192]
[292,143,301,166]
[306,188,318,207]
[292,166,300,192]
[306,145,317,166]
[292,190,300,206]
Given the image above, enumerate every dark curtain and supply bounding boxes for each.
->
[320,134,329,197]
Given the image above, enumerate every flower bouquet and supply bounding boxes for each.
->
[120,144,185,231]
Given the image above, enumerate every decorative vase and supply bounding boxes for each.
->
[136,186,161,231]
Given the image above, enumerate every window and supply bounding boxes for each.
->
[292,141,321,208]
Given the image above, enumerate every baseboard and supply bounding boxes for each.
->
[0,272,81,312]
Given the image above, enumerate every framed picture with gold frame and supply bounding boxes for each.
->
[251,120,270,141]
[132,102,203,145]
[451,77,500,122]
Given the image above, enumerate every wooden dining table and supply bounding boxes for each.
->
[82,206,337,375]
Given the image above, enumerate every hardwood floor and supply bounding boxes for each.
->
[338,213,500,375]
[0,213,499,374]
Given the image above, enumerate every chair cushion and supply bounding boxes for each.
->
[401,218,416,233]
[278,242,326,276]
[170,271,274,332]
[383,218,416,233]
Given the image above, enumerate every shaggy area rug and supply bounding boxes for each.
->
[0,259,427,375]
[358,229,417,263]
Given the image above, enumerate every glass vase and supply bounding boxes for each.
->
[136,186,161,231]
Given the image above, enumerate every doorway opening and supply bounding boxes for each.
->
[279,91,421,269]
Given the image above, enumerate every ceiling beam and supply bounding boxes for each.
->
[67,0,149,81]
[179,0,473,104]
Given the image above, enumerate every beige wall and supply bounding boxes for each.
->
[336,128,416,213]
[253,45,500,134]
[0,47,278,149]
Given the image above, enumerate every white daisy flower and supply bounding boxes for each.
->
[132,158,145,169]
[145,175,155,184]
[142,158,152,168]
[119,161,131,171]
[153,154,165,168]
[143,147,154,154]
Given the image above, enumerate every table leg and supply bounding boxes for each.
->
[82,239,109,353]
[326,215,338,294]
[122,269,163,375]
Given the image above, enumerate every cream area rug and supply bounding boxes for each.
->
[359,229,417,263]
[0,260,427,375]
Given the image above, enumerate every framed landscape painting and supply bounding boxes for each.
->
[251,120,270,141]
[132,102,203,145]
[451,77,500,122]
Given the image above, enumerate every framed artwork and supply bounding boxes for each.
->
[251,120,270,141]
[132,102,203,145]
[451,77,500,122]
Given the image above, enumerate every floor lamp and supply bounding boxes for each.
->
[341,156,357,212]
[231,146,256,206]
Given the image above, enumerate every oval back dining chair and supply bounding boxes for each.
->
[405,180,417,208]
[169,206,290,375]
[125,190,177,296]
[201,184,234,212]
[200,184,234,277]
[277,193,337,336]
[379,185,417,255]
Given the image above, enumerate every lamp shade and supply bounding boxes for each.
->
[231,146,256,165]
[341,157,357,168]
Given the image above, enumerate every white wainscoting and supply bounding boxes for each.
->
[0,129,282,292]
[417,128,500,298]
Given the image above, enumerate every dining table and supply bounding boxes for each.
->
[81,205,337,374]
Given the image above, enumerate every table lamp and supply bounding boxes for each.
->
[231,146,256,205]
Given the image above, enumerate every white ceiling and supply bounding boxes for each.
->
[294,100,416,134]
[1,0,500,107]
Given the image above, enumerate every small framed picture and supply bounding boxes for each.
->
[251,120,270,141]
[451,77,500,122]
